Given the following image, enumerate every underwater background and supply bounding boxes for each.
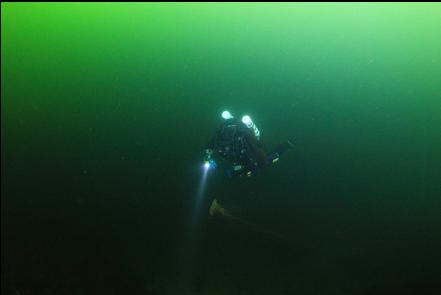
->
[2,3,441,294]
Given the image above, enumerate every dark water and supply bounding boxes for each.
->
[2,3,441,294]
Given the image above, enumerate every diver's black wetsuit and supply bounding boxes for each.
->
[206,118,292,177]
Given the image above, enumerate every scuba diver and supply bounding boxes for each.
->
[204,110,293,177]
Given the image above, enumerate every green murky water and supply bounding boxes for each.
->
[2,3,441,294]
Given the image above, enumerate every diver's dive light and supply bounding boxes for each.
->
[222,110,234,120]
[241,115,253,127]
[204,159,217,170]
[242,115,260,140]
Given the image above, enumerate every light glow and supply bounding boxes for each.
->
[222,110,233,120]
[241,115,253,128]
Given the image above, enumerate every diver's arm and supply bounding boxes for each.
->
[206,138,215,151]
[266,140,294,164]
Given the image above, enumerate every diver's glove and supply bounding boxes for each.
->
[204,149,213,162]
[204,149,217,169]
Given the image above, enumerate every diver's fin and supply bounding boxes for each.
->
[209,199,225,216]
[208,199,286,241]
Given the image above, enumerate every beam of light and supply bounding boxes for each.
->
[177,163,211,285]
[193,163,209,221]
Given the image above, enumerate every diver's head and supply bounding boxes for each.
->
[241,115,253,128]
[221,110,234,120]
